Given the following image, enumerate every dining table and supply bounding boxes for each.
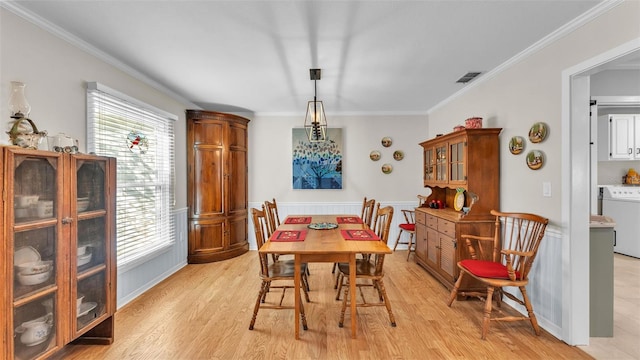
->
[258,214,392,339]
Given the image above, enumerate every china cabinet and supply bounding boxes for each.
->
[416,128,501,293]
[1,147,116,360]
[186,110,249,263]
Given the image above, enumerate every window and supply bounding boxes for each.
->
[86,82,176,268]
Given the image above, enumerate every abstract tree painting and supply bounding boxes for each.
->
[292,128,343,189]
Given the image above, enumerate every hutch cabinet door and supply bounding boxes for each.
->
[5,149,65,360]
[448,140,466,185]
[435,143,448,183]
[423,147,435,183]
[70,155,116,339]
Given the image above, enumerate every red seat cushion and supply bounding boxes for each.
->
[399,223,415,231]
[459,259,520,279]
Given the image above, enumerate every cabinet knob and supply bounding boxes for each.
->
[62,217,73,224]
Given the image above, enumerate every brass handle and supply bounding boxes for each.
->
[62,217,73,224]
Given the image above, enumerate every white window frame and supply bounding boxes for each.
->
[86,82,176,271]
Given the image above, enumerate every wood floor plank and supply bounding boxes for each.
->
[52,251,594,359]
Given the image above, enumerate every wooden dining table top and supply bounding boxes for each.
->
[258,214,392,255]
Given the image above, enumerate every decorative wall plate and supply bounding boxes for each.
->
[509,136,524,154]
[369,150,381,161]
[526,150,545,170]
[381,136,392,147]
[393,150,404,161]
[382,163,393,174]
[528,122,548,143]
[454,191,465,211]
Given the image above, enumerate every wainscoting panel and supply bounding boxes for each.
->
[502,225,563,337]
[116,207,188,308]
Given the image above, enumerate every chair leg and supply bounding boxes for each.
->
[331,262,337,274]
[299,288,308,331]
[447,271,465,306]
[520,286,541,336]
[338,283,349,327]
[376,279,397,327]
[249,281,268,330]
[302,276,311,303]
[261,281,271,303]
[406,233,415,261]
[393,229,404,251]
[335,272,344,300]
[481,286,495,339]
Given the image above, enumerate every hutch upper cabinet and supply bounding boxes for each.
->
[416,128,501,293]
[1,147,116,360]
[186,110,250,263]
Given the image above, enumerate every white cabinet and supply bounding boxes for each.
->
[599,114,640,161]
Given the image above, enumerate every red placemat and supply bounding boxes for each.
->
[270,230,307,242]
[284,216,312,224]
[340,229,380,241]
[336,216,363,224]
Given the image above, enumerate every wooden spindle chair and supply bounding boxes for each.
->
[248,207,310,331]
[336,204,397,327]
[447,210,549,339]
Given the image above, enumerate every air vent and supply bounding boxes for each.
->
[456,72,482,84]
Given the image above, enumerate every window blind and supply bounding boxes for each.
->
[86,82,176,268]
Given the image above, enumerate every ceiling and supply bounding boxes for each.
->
[8,1,607,116]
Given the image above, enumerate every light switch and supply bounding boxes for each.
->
[543,181,552,197]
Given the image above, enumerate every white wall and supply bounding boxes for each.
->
[248,114,428,204]
[591,69,640,96]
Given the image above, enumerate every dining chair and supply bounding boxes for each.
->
[266,198,311,280]
[447,210,549,339]
[332,197,376,274]
[336,204,396,328]
[249,207,310,331]
[392,209,416,261]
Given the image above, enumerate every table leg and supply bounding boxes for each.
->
[294,255,301,339]
[349,254,357,338]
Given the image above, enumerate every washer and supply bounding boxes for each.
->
[601,186,640,258]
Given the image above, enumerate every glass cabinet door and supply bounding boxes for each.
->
[72,156,111,335]
[424,148,435,182]
[449,141,466,183]
[10,152,63,360]
[435,144,448,182]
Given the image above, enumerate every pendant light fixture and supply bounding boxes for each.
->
[304,68,327,142]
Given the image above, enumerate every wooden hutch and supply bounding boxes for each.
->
[415,128,502,293]
[186,110,250,263]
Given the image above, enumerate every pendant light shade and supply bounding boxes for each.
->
[304,69,327,142]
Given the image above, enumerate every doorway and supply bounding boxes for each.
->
[562,39,640,346]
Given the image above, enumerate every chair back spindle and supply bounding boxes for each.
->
[361,197,376,227]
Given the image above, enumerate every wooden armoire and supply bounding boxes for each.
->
[186,110,249,263]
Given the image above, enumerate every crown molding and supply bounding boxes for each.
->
[428,0,625,115]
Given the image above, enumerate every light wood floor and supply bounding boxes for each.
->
[579,253,640,360]
[52,251,593,360]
